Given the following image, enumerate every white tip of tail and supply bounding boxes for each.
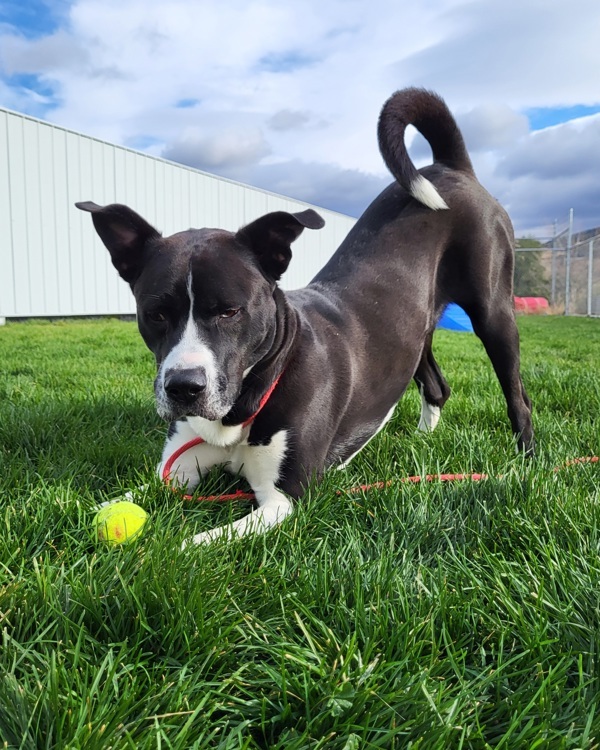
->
[410,175,449,211]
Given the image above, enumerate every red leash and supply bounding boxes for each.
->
[162,371,283,501]
[557,456,598,469]
[166,444,598,503]
[343,472,489,495]
[339,456,598,495]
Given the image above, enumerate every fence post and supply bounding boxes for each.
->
[565,208,574,315]
[588,239,594,317]
[551,220,557,306]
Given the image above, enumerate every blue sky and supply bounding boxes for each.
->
[1,0,599,236]
[527,106,600,132]
[0,0,62,37]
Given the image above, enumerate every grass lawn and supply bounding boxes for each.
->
[0,315,599,749]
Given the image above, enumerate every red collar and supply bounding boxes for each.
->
[162,370,284,494]
[240,369,283,428]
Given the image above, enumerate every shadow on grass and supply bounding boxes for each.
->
[0,395,163,495]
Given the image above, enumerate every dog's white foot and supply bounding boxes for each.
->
[181,429,291,549]
[417,389,441,432]
[182,492,292,548]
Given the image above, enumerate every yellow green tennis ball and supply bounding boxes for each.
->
[93,501,148,545]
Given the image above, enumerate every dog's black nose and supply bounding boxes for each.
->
[164,369,207,404]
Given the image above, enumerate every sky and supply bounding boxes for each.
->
[1,0,600,238]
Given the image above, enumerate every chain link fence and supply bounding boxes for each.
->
[514,213,600,316]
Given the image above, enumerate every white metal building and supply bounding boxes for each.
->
[0,107,356,323]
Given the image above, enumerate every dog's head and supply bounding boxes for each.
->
[76,202,324,422]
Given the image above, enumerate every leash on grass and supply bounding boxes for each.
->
[339,456,598,495]
[165,453,598,504]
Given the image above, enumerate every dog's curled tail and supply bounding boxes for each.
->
[377,87,474,211]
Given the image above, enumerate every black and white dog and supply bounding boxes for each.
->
[77,88,533,545]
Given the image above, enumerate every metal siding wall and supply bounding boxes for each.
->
[0,111,15,316]
[0,108,356,318]
[8,115,30,315]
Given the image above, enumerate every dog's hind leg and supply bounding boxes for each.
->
[414,333,451,432]
[465,303,534,454]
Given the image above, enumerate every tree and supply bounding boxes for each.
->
[514,238,551,298]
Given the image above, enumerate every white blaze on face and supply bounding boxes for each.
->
[156,270,222,416]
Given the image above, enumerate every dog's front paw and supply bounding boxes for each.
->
[181,493,293,551]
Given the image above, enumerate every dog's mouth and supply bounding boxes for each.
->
[155,397,232,424]
[154,377,237,424]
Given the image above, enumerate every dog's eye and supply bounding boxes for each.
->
[219,308,241,319]
[147,309,167,323]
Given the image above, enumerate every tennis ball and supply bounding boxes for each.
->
[93,501,148,545]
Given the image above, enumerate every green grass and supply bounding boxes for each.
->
[0,316,599,749]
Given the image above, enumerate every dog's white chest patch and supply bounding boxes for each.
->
[187,416,245,448]
[228,430,288,487]
[161,418,288,501]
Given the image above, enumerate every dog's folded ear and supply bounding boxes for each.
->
[75,202,161,285]
[236,209,325,280]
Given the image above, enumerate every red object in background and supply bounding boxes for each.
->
[514,296,550,313]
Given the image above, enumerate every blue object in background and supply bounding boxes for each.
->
[437,303,474,332]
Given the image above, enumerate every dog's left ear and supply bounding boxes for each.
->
[75,201,161,285]
[236,209,325,280]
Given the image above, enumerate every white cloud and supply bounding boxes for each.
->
[0,0,599,234]
[0,29,86,74]
[396,0,600,109]
[498,117,600,180]
[163,127,271,170]
[491,116,600,234]
[459,106,530,153]
[267,109,313,132]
